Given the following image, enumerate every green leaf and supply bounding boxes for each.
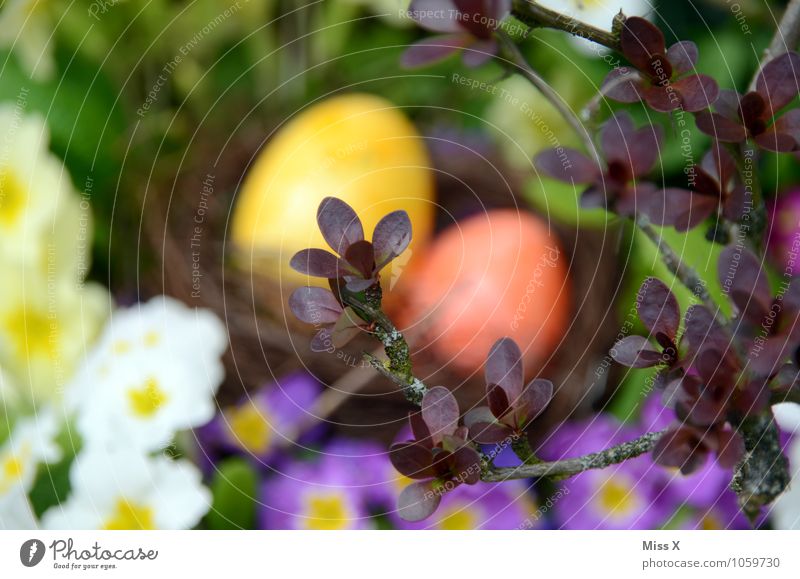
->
[205,457,259,530]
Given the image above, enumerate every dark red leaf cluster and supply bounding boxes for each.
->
[288,197,412,349]
[464,337,553,443]
[602,17,719,113]
[696,52,800,153]
[613,248,800,474]
[534,112,662,216]
[649,142,746,231]
[401,0,511,68]
[390,386,482,521]
[610,277,683,385]
[290,197,411,292]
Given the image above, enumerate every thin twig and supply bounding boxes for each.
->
[636,216,718,311]
[496,31,598,160]
[482,430,664,482]
[510,0,621,51]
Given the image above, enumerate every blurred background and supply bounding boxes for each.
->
[1,0,800,530]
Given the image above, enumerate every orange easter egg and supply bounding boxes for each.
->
[396,209,571,375]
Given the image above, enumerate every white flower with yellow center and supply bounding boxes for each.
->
[0,0,55,81]
[0,105,68,266]
[0,104,108,407]
[67,296,227,451]
[0,409,61,500]
[0,263,110,406]
[41,448,211,530]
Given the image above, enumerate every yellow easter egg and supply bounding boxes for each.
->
[231,93,435,291]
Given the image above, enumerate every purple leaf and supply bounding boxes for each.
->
[674,74,719,112]
[629,123,664,177]
[701,141,736,187]
[753,126,797,152]
[642,84,680,113]
[469,422,511,444]
[310,328,334,353]
[290,248,352,278]
[463,406,495,428]
[681,305,730,363]
[490,0,512,21]
[451,446,481,484]
[373,210,412,269]
[714,428,744,469]
[600,112,636,163]
[666,41,698,75]
[487,384,511,420]
[637,277,681,341]
[462,39,496,67]
[421,386,460,443]
[390,442,436,479]
[397,481,441,522]
[718,246,771,323]
[516,378,553,426]
[756,51,800,115]
[695,112,747,142]
[620,17,666,72]
[610,335,663,368]
[288,287,343,324]
[601,67,644,103]
[401,34,468,68]
[774,108,800,143]
[485,337,524,399]
[344,240,375,278]
[317,197,364,254]
[408,0,461,32]
[649,187,717,231]
[452,0,493,39]
[652,426,708,475]
[409,412,433,448]
[534,148,599,183]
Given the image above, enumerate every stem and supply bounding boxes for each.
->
[482,430,664,482]
[724,143,765,252]
[510,0,621,51]
[730,412,790,522]
[496,31,597,160]
[342,294,427,405]
[511,434,542,465]
[636,216,718,311]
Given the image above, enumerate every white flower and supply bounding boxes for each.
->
[535,0,651,53]
[0,104,109,407]
[774,402,800,436]
[0,486,39,530]
[67,296,228,451]
[41,448,211,530]
[0,408,61,499]
[771,436,800,529]
[0,0,55,81]
[0,105,67,267]
[0,265,110,406]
